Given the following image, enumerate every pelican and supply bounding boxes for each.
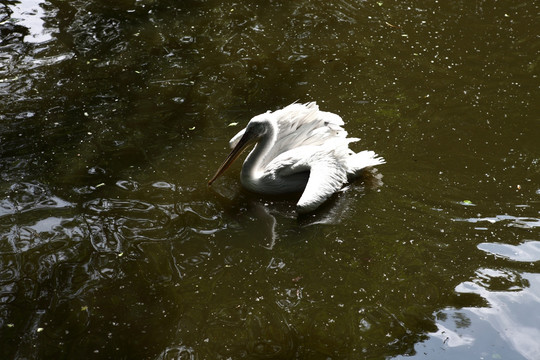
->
[208,102,385,213]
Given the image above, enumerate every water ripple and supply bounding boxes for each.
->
[83,198,171,248]
[2,182,74,217]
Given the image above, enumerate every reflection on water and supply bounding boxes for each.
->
[458,272,540,360]
[407,262,540,360]
[478,241,540,262]
[456,214,540,230]
[6,0,53,43]
[1,0,539,359]
[401,213,540,360]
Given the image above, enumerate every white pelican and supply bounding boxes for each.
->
[208,102,385,213]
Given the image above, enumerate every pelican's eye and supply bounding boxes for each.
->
[247,120,267,137]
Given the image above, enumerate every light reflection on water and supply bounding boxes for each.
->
[1,0,539,359]
[459,272,540,360]
[456,214,540,229]
[402,214,540,360]
[7,0,53,43]
[478,241,540,262]
[410,270,540,360]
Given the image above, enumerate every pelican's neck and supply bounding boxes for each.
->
[241,121,277,184]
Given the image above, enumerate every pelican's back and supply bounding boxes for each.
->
[267,102,349,161]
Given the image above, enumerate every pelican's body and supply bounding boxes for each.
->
[208,102,385,213]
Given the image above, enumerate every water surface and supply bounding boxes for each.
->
[0,0,538,359]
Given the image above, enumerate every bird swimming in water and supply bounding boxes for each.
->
[208,102,385,213]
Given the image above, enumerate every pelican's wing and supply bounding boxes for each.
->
[296,156,348,214]
[268,145,349,214]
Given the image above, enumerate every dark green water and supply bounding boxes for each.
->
[1,0,538,359]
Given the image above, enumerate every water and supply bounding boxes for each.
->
[0,0,538,358]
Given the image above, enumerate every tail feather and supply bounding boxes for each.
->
[346,150,385,177]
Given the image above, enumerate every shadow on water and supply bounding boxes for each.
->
[1,0,539,359]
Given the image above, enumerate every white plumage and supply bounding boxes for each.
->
[208,102,385,213]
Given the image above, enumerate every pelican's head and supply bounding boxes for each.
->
[207,115,272,186]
